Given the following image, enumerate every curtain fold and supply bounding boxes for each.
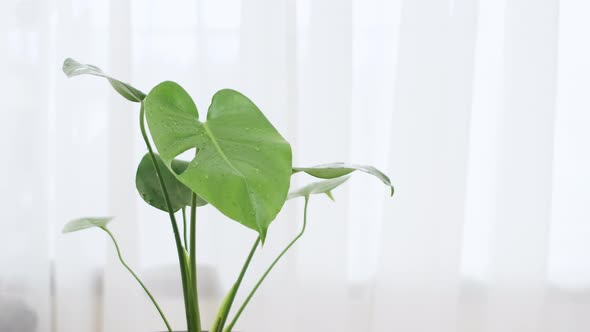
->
[373,0,477,331]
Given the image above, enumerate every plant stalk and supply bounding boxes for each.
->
[140,103,196,332]
[182,207,188,250]
[218,236,261,331]
[102,227,172,332]
[224,196,310,332]
[190,193,202,332]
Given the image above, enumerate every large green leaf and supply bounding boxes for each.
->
[62,58,145,102]
[287,175,350,201]
[143,81,292,241]
[135,153,207,213]
[62,217,113,233]
[292,163,394,196]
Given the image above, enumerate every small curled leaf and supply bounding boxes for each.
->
[62,58,146,102]
[287,175,350,200]
[293,163,394,196]
[135,153,207,213]
[62,217,113,233]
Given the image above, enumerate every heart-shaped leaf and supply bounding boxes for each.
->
[136,153,207,213]
[62,217,113,233]
[293,163,394,196]
[287,175,350,201]
[62,58,145,102]
[144,81,292,242]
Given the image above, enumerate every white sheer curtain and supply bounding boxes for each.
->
[2,0,590,331]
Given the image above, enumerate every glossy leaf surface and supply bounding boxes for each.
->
[136,153,207,213]
[293,163,394,196]
[62,217,113,233]
[62,58,145,102]
[287,175,350,200]
[144,81,292,241]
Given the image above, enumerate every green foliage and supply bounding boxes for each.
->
[143,81,292,242]
[63,58,145,102]
[62,217,113,233]
[62,58,394,332]
[136,153,208,213]
[293,162,394,196]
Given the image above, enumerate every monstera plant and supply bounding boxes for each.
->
[61,58,393,332]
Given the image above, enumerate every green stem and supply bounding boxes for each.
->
[184,250,198,332]
[219,236,261,331]
[182,207,188,250]
[140,103,195,332]
[224,196,310,332]
[190,194,202,332]
[101,227,172,332]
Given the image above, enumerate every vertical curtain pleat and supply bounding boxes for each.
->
[459,0,507,330]
[372,0,477,331]
[349,0,400,331]
[547,1,590,331]
[53,2,111,332]
[291,0,353,331]
[0,1,54,331]
[102,0,144,331]
[481,0,558,331]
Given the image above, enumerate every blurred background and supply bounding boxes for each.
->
[1,0,590,331]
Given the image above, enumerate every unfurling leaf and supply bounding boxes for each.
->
[135,153,207,213]
[62,58,145,102]
[287,175,350,200]
[210,284,237,332]
[144,82,292,242]
[293,163,394,196]
[62,217,113,233]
